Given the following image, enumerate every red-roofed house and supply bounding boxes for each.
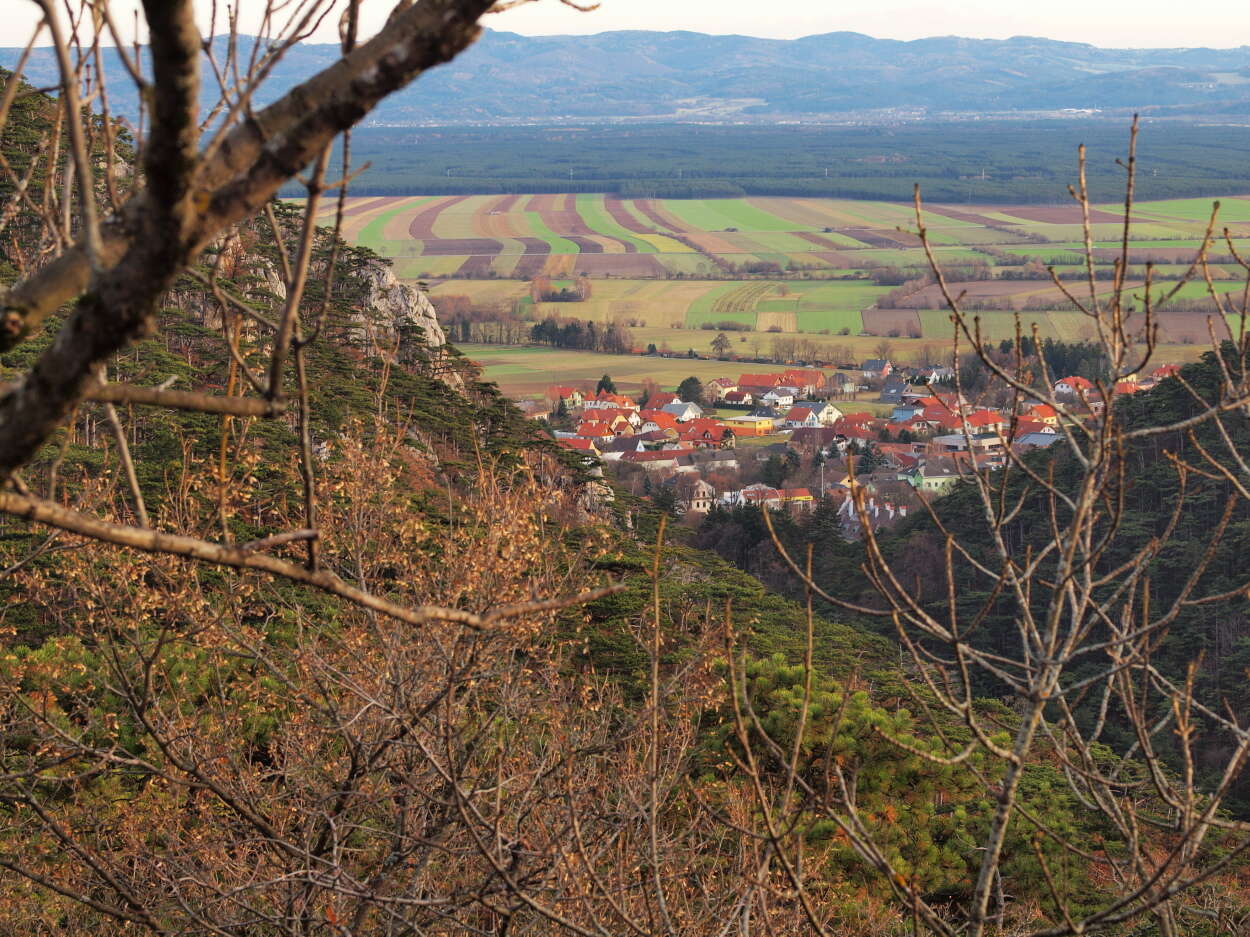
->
[706,378,738,400]
[646,391,681,409]
[680,425,732,449]
[1152,364,1180,381]
[576,421,616,441]
[584,390,636,410]
[558,437,600,456]
[1024,403,1058,425]
[780,487,815,511]
[593,407,641,429]
[1011,419,1054,439]
[784,405,824,429]
[781,369,827,396]
[723,390,754,406]
[962,409,1009,435]
[1055,376,1095,395]
[639,410,680,433]
[547,385,584,407]
[738,372,789,389]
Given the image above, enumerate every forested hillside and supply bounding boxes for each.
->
[5,4,1250,935]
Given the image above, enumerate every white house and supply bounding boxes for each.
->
[1054,376,1094,396]
[761,389,795,409]
[661,401,704,422]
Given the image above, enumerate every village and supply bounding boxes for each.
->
[522,358,1183,538]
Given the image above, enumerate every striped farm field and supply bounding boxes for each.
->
[302,192,1250,344]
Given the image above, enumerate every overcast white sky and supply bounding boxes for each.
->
[2,0,1249,48]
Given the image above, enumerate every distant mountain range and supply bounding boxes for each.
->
[5,30,1250,124]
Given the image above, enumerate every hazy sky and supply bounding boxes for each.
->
[2,0,1249,48]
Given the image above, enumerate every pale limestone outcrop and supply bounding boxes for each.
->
[352,260,464,390]
[353,260,447,352]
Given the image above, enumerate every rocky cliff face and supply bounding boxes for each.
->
[353,259,464,390]
[177,233,463,391]
[354,259,446,349]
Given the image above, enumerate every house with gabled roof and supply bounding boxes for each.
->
[878,375,912,404]
[1054,376,1094,396]
[861,358,893,379]
[621,449,690,471]
[1023,402,1058,425]
[547,385,584,407]
[662,400,704,422]
[706,378,738,400]
[780,487,815,511]
[738,372,789,389]
[721,413,776,437]
[783,405,823,429]
[577,423,620,445]
[723,389,754,407]
[592,406,641,429]
[761,388,795,409]
[558,437,600,458]
[679,424,732,449]
[905,458,963,496]
[584,390,636,410]
[598,437,646,462]
[962,409,1009,435]
[781,369,827,396]
[666,476,716,515]
[721,483,784,509]
[639,410,680,434]
[1011,419,1054,440]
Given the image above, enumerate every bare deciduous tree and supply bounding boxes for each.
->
[756,121,1250,934]
[0,0,614,627]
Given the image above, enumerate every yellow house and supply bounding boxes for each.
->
[721,415,777,437]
